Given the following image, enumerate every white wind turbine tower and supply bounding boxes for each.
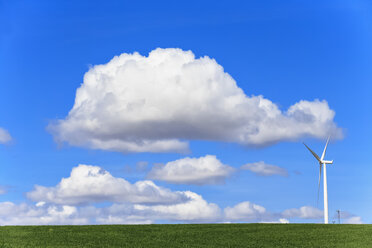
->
[303,137,333,224]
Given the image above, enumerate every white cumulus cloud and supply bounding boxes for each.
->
[0,202,88,225]
[49,48,342,153]
[241,161,288,177]
[79,191,222,224]
[132,191,222,222]
[224,201,268,221]
[147,155,235,185]
[281,206,323,219]
[27,164,189,205]
[0,127,11,144]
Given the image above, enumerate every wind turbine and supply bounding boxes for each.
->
[303,137,333,224]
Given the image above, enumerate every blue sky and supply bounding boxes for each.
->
[0,0,371,224]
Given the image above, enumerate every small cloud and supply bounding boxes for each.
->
[35,201,46,207]
[122,164,133,174]
[131,191,222,223]
[0,186,8,195]
[279,218,289,223]
[293,170,302,175]
[241,161,288,177]
[0,128,12,144]
[344,216,362,224]
[147,155,235,185]
[281,206,323,219]
[260,218,290,224]
[333,211,363,224]
[136,161,148,172]
[224,201,267,221]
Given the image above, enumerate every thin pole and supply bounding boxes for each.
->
[337,210,341,224]
[323,163,328,224]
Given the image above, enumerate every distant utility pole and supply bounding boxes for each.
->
[337,210,341,224]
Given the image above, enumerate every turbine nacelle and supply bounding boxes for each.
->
[321,160,333,165]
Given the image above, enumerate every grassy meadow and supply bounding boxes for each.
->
[0,223,370,247]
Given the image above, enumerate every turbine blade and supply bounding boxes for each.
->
[303,143,321,162]
[317,164,322,206]
[321,136,330,161]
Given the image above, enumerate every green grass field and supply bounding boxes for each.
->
[0,224,371,247]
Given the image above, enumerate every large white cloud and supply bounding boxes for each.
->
[0,127,11,144]
[27,164,189,205]
[241,161,288,177]
[147,155,235,185]
[49,48,342,153]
